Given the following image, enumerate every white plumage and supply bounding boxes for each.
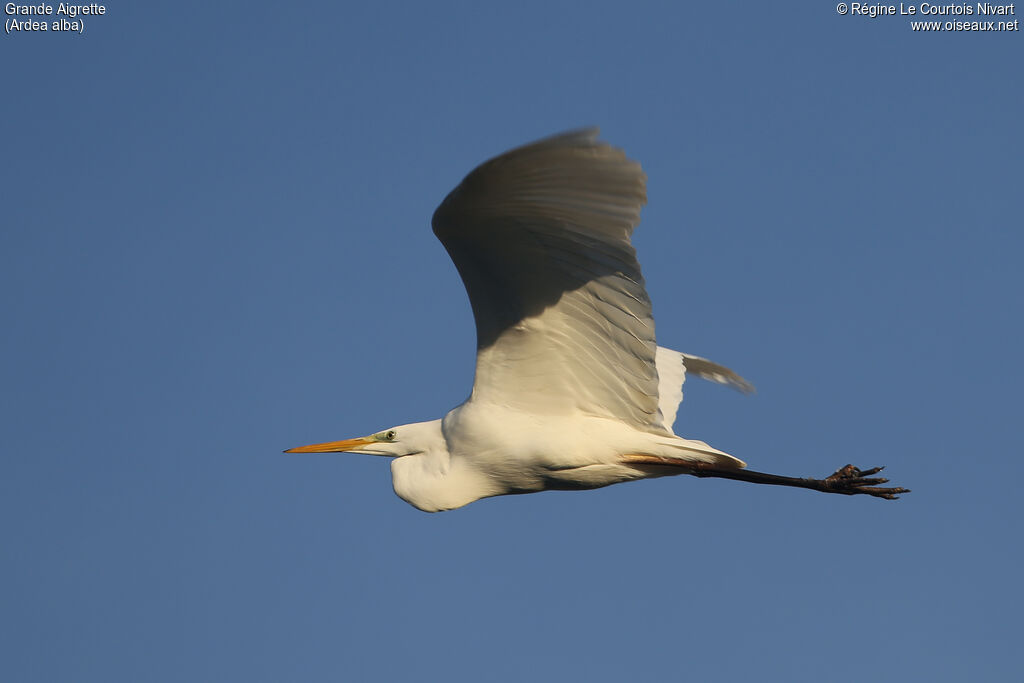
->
[286,129,908,510]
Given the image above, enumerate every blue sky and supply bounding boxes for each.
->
[3,2,1021,681]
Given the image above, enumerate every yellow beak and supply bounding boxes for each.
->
[283,436,376,453]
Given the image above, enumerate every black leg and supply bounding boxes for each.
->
[689,462,909,499]
[623,455,910,500]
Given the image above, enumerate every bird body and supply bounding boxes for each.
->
[390,383,742,512]
[286,129,908,509]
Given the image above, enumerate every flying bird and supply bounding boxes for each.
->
[286,129,908,511]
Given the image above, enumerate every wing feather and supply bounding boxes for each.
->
[432,129,663,429]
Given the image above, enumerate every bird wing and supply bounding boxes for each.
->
[655,347,686,433]
[432,129,664,430]
[656,347,755,434]
[680,353,754,395]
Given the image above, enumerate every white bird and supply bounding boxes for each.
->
[286,129,908,511]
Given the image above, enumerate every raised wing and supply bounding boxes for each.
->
[432,129,663,430]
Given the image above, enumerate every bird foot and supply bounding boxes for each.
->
[820,464,910,500]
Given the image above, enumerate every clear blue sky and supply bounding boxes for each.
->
[3,2,1021,681]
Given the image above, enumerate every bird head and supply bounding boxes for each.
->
[286,419,480,512]
[284,421,441,458]
[284,428,407,456]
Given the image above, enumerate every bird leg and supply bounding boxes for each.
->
[690,462,910,500]
[622,456,910,500]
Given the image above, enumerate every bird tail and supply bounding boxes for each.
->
[657,435,748,469]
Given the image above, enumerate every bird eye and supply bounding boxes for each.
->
[385,430,397,441]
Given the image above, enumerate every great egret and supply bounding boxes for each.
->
[286,129,908,511]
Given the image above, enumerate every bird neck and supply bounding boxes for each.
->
[388,420,497,512]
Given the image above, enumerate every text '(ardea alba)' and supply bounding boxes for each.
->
[286,130,908,511]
